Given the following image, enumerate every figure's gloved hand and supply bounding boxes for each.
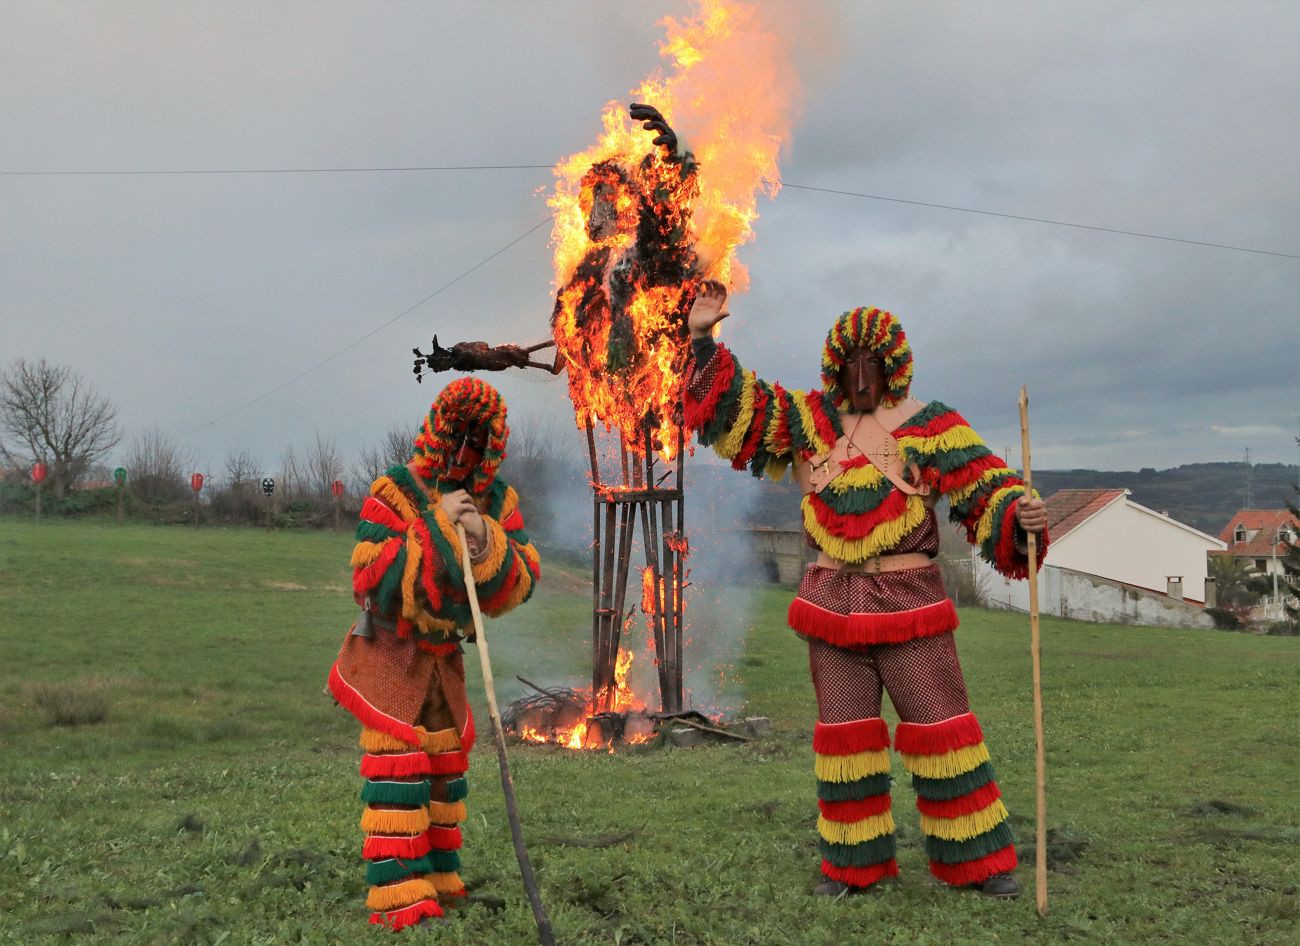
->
[688,279,731,340]
[630,103,679,156]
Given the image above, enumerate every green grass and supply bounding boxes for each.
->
[0,520,1296,945]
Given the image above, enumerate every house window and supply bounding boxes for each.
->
[1255,559,1267,571]
[1234,525,1247,542]
[1281,528,1294,544]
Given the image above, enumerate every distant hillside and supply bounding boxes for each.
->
[702,461,1297,536]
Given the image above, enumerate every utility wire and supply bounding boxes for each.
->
[0,164,555,175]
[774,181,1300,260]
[5,161,1295,259]
[180,215,550,437]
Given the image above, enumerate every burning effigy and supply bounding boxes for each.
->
[415,0,797,748]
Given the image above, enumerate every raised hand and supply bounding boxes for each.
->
[629,103,678,155]
[688,280,730,339]
[1016,496,1048,534]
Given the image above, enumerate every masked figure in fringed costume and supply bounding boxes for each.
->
[327,377,541,930]
[684,283,1048,900]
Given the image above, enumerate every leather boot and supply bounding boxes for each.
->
[976,872,1020,899]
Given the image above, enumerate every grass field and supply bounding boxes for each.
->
[0,520,1296,945]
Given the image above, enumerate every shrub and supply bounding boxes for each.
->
[32,682,109,727]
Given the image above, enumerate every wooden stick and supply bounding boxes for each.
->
[1018,386,1049,918]
[456,524,556,946]
[666,715,751,742]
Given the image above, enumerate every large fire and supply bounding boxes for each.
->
[548,0,797,459]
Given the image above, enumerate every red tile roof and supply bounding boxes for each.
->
[1043,488,1127,540]
[1218,509,1298,557]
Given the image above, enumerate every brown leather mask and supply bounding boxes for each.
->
[839,347,887,413]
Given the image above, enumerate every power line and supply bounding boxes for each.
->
[181,215,550,438]
[5,160,1295,258]
[773,181,1300,260]
[0,164,554,175]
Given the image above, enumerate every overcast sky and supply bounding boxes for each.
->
[2,0,1297,483]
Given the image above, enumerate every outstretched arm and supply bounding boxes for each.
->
[684,282,836,480]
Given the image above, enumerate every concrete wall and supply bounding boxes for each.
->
[747,527,812,585]
[1049,495,1224,603]
[984,564,1216,629]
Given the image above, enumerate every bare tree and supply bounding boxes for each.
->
[353,423,417,487]
[213,448,262,523]
[304,431,346,501]
[278,444,304,502]
[123,426,195,503]
[0,358,121,497]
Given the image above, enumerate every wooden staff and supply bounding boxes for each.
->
[1018,386,1048,917]
[456,524,556,946]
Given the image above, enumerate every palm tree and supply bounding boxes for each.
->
[1208,554,1264,613]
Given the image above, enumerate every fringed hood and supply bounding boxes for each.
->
[820,307,914,409]
[410,377,509,495]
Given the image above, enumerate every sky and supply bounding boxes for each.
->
[2,0,1298,484]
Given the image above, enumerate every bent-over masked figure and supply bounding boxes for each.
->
[327,377,540,929]
[683,283,1048,899]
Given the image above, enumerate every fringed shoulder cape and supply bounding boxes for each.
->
[685,343,1047,648]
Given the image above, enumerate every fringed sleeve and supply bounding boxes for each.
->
[684,342,839,482]
[895,402,1049,580]
[469,483,541,619]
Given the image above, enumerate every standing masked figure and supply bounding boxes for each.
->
[327,378,541,930]
[684,283,1048,899]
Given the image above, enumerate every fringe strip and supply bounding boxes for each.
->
[899,742,990,780]
[818,793,892,823]
[818,834,897,868]
[427,871,466,895]
[426,825,463,851]
[820,858,899,889]
[360,728,417,753]
[911,762,997,801]
[420,727,461,754]
[814,748,891,783]
[893,713,983,755]
[817,773,892,802]
[361,779,432,807]
[444,776,469,803]
[330,667,423,748]
[427,800,467,825]
[928,843,1018,886]
[919,799,1010,841]
[361,752,433,779]
[915,780,1001,819]
[366,855,434,887]
[360,806,431,836]
[368,897,442,931]
[812,717,889,756]
[790,597,958,649]
[425,749,469,777]
[362,832,433,860]
[922,821,1015,864]
[817,811,895,845]
[366,876,438,912]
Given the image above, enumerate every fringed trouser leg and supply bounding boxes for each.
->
[813,717,898,887]
[895,712,1017,886]
[358,722,470,929]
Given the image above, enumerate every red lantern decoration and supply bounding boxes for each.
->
[331,479,344,498]
[31,462,47,484]
[191,473,204,493]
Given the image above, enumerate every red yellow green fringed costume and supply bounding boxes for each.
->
[685,307,1046,892]
[327,379,540,929]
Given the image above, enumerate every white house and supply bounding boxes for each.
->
[979,488,1227,628]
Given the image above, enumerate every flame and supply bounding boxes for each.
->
[512,648,652,750]
[549,0,798,458]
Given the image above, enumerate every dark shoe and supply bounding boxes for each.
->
[975,872,1020,899]
[813,880,870,897]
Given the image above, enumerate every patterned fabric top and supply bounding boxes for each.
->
[685,343,1046,580]
[350,464,541,649]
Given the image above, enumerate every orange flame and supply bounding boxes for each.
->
[549,0,798,458]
